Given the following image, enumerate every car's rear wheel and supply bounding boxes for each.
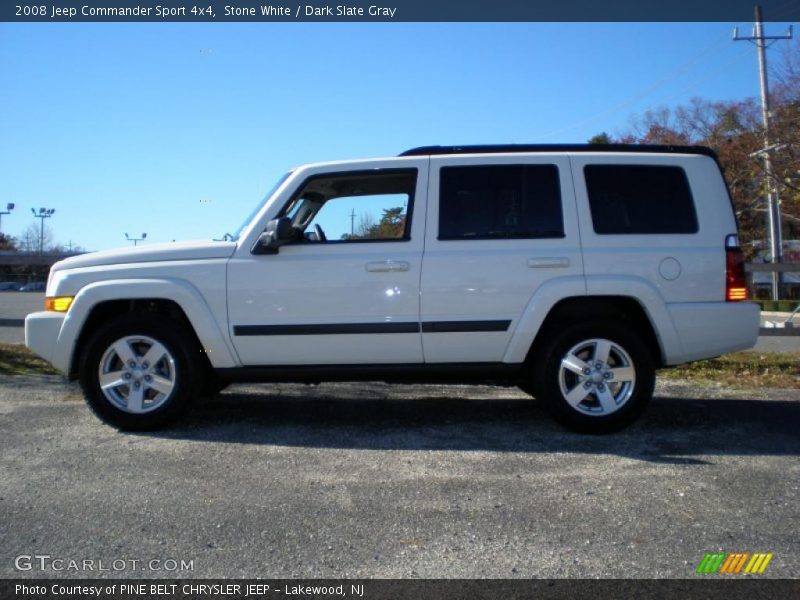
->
[79,315,200,430]
[532,321,655,433]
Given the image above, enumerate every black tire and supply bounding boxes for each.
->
[200,376,229,398]
[531,320,655,433]
[78,314,201,430]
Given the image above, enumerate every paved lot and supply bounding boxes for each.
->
[0,291,44,320]
[1,376,798,579]
[0,292,43,344]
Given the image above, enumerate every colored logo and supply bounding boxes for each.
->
[696,552,774,574]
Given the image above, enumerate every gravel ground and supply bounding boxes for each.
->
[1,376,799,580]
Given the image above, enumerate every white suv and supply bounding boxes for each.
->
[25,144,760,432]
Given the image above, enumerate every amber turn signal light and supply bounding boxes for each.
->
[44,296,73,312]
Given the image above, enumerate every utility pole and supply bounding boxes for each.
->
[349,209,356,236]
[31,207,55,255]
[734,5,793,300]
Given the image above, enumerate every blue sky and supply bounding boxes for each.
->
[0,21,797,250]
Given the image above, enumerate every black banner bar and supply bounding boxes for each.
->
[3,0,800,23]
[4,579,800,600]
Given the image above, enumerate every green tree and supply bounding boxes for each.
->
[588,132,613,144]
[350,207,406,240]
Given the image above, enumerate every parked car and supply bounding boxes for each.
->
[0,281,20,291]
[25,144,759,432]
[19,281,46,292]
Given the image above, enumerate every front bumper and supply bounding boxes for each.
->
[25,311,67,372]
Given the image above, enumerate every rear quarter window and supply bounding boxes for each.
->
[584,165,698,234]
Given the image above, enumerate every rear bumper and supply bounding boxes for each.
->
[25,311,67,372]
[665,301,760,365]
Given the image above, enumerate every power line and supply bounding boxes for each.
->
[632,44,752,115]
[536,30,734,141]
[536,0,800,144]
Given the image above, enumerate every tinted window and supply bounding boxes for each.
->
[439,165,564,240]
[584,165,698,234]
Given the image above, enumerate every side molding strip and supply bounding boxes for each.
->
[233,323,418,336]
[420,320,511,333]
[233,320,511,336]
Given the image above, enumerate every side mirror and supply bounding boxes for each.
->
[252,217,294,255]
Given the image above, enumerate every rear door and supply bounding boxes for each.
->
[420,154,583,363]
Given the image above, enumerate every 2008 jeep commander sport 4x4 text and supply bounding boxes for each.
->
[25,144,760,432]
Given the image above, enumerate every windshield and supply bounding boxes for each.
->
[226,171,293,241]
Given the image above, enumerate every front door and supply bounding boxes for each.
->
[227,161,428,365]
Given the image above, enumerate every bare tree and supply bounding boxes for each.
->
[355,212,377,238]
[774,37,800,103]
[20,223,54,253]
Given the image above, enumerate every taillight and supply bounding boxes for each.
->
[725,234,747,302]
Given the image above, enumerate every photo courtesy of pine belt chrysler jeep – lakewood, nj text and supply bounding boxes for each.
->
[25,144,760,433]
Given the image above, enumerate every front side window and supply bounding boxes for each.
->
[281,170,416,242]
[438,165,564,240]
[584,165,698,234]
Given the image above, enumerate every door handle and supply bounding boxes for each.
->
[527,257,570,269]
[366,261,410,273]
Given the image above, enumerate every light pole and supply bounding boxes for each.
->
[31,207,55,255]
[125,232,147,246]
[0,203,14,234]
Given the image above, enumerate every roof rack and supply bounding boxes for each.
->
[399,144,718,158]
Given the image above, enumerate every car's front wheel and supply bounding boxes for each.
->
[79,315,199,430]
[532,321,655,433]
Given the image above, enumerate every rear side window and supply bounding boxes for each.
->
[439,165,564,240]
[584,165,698,234]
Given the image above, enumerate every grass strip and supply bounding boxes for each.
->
[0,343,61,376]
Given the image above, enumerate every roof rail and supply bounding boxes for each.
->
[399,144,718,158]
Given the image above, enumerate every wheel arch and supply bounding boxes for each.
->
[526,296,665,368]
[56,278,239,379]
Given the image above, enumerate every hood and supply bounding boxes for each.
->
[52,239,238,271]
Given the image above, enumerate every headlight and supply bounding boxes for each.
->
[44,296,74,312]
